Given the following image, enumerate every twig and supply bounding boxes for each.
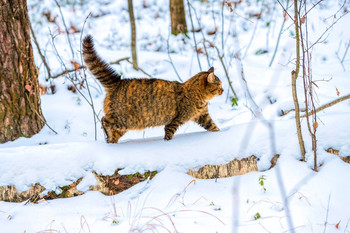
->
[270,0,290,67]
[54,0,74,60]
[243,0,265,58]
[167,27,183,82]
[309,11,349,51]
[24,94,58,135]
[323,193,331,233]
[52,57,153,80]
[277,0,294,22]
[292,0,306,161]
[187,0,202,70]
[125,58,154,79]
[49,29,101,125]
[301,94,350,117]
[204,39,238,100]
[187,1,211,67]
[221,1,224,52]
[29,22,52,82]
[344,218,350,233]
[303,0,324,18]
[80,13,97,141]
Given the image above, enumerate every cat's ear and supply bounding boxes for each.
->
[207,67,214,73]
[207,72,215,83]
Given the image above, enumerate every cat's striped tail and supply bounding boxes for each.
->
[82,35,121,89]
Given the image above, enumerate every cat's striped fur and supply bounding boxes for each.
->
[83,35,223,143]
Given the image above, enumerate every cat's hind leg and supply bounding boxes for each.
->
[194,113,220,132]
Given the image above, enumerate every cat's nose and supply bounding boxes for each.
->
[219,88,223,95]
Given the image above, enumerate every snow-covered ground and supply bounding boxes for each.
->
[1,0,350,232]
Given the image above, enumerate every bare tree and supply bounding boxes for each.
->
[170,0,188,35]
[0,0,46,143]
[128,0,138,70]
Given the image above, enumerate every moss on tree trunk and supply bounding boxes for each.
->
[0,0,45,143]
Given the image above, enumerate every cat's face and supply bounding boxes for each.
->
[202,71,224,100]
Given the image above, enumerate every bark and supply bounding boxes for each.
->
[0,0,45,143]
[170,0,188,35]
[187,155,280,179]
[128,0,138,70]
[292,0,306,161]
[0,170,156,203]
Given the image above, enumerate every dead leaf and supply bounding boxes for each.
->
[313,121,318,131]
[69,24,80,34]
[225,1,234,12]
[114,179,120,186]
[283,11,288,21]
[70,60,81,71]
[300,16,306,25]
[336,87,340,96]
[335,221,340,229]
[39,84,47,95]
[196,48,206,55]
[207,27,218,35]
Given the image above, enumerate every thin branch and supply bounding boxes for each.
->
[301,94,350,117]
[323,193,331,233]
[79,13,97,141]
[309,11,349,51]
[270,0,290,67]
[187,0,202,70]
[167,27,183,82]
[303,0,324,18]
[49,29,101,125]
[54,0,75,60]
[341,39,350,63]
[52,57,154,80]
[24,94,58,135]
[188,2,211,67]
[243,0,265,58]
[292,0,306,161]
[29,22,52,82]
[204,39,238,100]
[277,0,294,22]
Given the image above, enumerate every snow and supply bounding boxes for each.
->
[1,0,350,232]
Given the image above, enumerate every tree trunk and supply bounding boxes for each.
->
[0,0,45,143]
[128,0,138,70]
[170,0,188,35]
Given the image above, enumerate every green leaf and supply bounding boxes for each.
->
[255,49,268,55]
[231,97,238,107]
[254,212,261,220]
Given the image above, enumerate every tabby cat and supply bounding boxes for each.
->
[82,35,223,143]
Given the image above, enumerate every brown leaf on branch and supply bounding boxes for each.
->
[225,1,234,12]
[313,121,318,131]
[283,11,288,21]
[336,87,340,96]
[207,27,218,35]
[249,12,262,19]
[196,48,206,55]
[70,60,81,71]
[300,16,306,25]
[39,84,48,95]
[335,221,340,229]
[69,24,80,34]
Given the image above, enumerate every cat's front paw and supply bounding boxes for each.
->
[164,134,173,141]
[208,126,220,132]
